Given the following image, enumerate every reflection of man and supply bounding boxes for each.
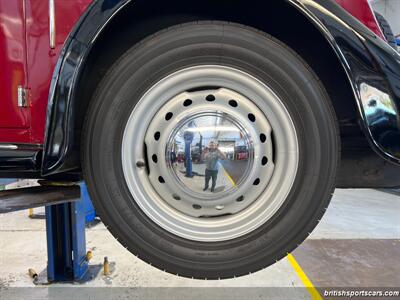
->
[203,141,226,192]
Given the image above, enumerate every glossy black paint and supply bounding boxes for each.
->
[298,0,400,164]
[43,0,131,175]
[0,144,81,180]
[42,0,400,176]
[0,144,42,176]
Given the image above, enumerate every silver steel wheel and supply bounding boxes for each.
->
[122,65,299,242]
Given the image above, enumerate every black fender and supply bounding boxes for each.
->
[42,0,400,175]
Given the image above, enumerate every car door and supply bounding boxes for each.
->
[24,0,92,144]
[0,0,30,142]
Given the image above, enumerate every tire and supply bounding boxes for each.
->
[82,22,339,279]
[375,11,397,49]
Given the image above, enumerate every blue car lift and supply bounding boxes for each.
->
[184,128,194,177]
[45,190,87,281]
[46,183,96,282]
[0,181,95,283]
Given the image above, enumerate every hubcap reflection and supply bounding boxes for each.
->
[166,113,253,199]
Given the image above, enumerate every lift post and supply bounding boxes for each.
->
[45,185,89,282]
[0,180,94,282]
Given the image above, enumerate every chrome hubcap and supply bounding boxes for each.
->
[146,88,274,218]
[122,65,299,242]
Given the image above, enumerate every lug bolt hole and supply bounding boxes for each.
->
[206,95,216,102]
[229,100,238,107]
[173,194,181,201]
[158,176,165,183]
[165,112,173,121]
[236,196,244,202]
[154,132,161,141]
[152,155,158,163]
[260,133,266,143]
[193,204,202,210]
[183,99,193,107]
[248,113,256,122]
[262,157,268,166]
[253,178,260,186]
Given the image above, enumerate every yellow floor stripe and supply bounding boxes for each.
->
[287,254,323,300]
[221,166,237,189]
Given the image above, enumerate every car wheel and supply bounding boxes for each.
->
[82,21,339,279]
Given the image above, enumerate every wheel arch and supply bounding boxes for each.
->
[42,0,364,176]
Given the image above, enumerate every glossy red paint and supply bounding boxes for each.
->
[25,0,92,144]
[0,0,387,144]
[0,0,91,144]
[0,0,29,134]
[334,0,385,40]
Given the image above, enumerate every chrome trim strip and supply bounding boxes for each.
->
[0,145,18,150]
[49,0,56,49]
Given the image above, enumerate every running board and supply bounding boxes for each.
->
[0,143,42,178]
[0,143,42,172]
[0,185,80,213]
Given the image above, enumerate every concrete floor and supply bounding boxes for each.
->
[0,189,399,299]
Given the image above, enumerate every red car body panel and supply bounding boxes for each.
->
[0,0,91,144]
[334,0,385,39]
[0,0,387,144]
[0,0,29,133]
[25,0,92,144]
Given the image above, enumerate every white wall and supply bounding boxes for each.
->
[371,0,400,37]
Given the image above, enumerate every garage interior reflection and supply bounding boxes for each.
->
[167,113,253,196]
